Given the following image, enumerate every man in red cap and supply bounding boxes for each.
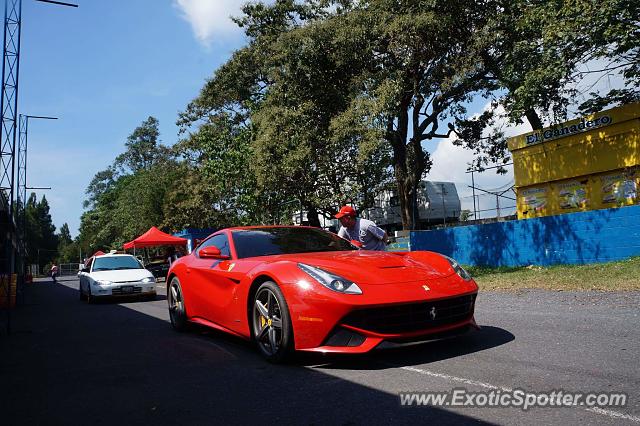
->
[335,205,388,251]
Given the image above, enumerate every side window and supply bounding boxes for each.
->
[86,258,94,272]
[197,233,231,258]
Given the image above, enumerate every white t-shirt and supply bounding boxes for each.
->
[338,218,386,251]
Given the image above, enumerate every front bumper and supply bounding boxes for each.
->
[283,276,478,353]
[91,282,156,298]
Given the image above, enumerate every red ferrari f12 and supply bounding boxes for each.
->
[167,226,478,362]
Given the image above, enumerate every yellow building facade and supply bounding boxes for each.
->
[508,102,640,219]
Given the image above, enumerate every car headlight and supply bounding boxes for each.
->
[442,255,472,281]
[96,280,112,286]
[141,277,154,284]
[298,263,362,295]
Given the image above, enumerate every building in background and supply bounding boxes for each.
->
[361,181,461,232]
[291,181,462,232]
[509,102,640,219]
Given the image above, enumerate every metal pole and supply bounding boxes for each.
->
[441,183,446,225]
[471,168,477,220]
[496,194,501,219]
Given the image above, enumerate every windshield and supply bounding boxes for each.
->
[92,256,143,271]
[232,227,357,259]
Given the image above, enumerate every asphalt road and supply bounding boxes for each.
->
[1,277,638,425]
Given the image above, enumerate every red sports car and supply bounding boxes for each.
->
[167,226,479,362]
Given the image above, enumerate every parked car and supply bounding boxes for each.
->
[78,253,156,303]
[167,226,478,362]
[145,260,170,281]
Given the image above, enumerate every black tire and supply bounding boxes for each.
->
[86,286,94,304]
[79,283,86,301]
[251,281,294,363]
[168,276,189,331]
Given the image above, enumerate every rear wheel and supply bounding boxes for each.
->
[252,281,293,363]
[168,277,189,331]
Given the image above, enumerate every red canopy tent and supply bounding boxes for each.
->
[123,226,187,250]
[84,250,106,267]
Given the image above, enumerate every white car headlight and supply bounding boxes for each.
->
[442,255,472,281]
[141,277,154,284]
[96,280,112,286]
[298,263,362,295]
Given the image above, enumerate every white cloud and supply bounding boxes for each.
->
[173,0,246,47]
[426,103,531,218]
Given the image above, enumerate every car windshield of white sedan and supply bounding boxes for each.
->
[92,256,143,271]
[232,227,357,259]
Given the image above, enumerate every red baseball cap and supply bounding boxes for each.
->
[335,205,356,219]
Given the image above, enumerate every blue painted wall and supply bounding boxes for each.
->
[411,205,640,266]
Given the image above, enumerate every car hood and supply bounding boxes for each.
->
[272,251,453,285]
[90,269,154,283]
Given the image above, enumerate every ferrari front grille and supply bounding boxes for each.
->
[341,294,476,334]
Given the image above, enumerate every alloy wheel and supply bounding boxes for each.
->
[253,288,284,356]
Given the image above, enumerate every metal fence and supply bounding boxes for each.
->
[59,263,81,276]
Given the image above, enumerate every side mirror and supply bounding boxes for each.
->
[199,246,230,260]
[80,267,89,273]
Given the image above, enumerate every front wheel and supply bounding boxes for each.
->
[168,277,189,331]
[252,281,293,363]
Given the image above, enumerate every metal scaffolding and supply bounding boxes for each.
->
[1,0,77,334]
[1,0,22,334]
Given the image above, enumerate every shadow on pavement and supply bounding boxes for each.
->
[297,325,515,370]
[0,281,495,425]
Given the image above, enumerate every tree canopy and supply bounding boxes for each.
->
[67,0,638,249]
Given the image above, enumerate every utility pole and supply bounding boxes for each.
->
[471,168,477,220]
[441,183,447,225]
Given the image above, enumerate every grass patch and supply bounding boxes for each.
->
[465,257,640,291]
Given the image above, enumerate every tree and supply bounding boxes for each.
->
[173,114,269,226]
[114,116,171,174]
[78,117,182,250]
[24,193,58,268]
[475,0,639,129]
[294,0,504,229]
[460,210,472,222]
[56,223,81,264]
[58,223,72,245]
[178,0,393,226]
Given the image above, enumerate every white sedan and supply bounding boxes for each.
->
[78,253,156,302]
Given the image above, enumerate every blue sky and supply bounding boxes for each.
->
[20,0,248,236]
[18,0,621,236]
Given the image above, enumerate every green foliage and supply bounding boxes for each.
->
[24,193,58,268]
[460,210,472,221]
[179,1,393,226]
[114,116,171,174]
[73,0,637,238]
[78,117,182,252]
